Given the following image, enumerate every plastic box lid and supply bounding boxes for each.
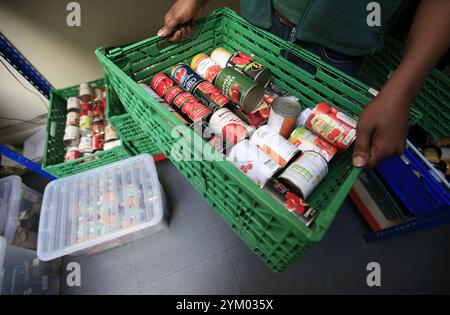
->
[0,176,23,242]
[37,154,164,261]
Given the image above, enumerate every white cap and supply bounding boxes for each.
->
[297,108,313,126]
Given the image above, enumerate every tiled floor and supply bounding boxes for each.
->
[43,160,449,295]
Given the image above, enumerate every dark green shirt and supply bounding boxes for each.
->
[240,0,405,56]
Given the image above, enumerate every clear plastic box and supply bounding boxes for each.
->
[0,176,42,250]
[37,154,167,261]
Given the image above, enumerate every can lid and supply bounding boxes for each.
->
[272,97,302,118]
[242,83,265,113]
[297,108,313,126]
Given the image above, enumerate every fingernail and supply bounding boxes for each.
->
[157,28,168,37]
[353,156,366,168]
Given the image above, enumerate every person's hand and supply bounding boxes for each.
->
[352,92,410,169]
[157,0,205,42]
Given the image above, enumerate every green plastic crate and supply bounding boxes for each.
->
[361,36,450,139]
[95,8,380,272]
[42,79,132,178]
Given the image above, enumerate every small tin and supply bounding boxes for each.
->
[172,92,212,123]
[79,136,93,154]
[210,47,233,68]
[250,125,300,167]
[215,67,265,113]
[63,125,80,146]
[150,73,174,98]
[105,124,119,142]
[289,126,338,162]
[92,134,105,152]
[65,150,81,162]
[278,151,328,199]
[227,139,281,187]
[191,53,223,83]
[171,63,204,92]
[79,83,93,103]
[66,111,80,126]
[104,140,122,151]
[209,108,255,145]
[268,96,302,139]
[192,80,232,112]
[164,86,184,104]
[67,97,81,112]
[227,51,272,87]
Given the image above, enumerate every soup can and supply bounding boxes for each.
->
[215,67,264,113]
[209,108,255,145]
[150,73,174,98]
[105,124,119,142]
[67,97,80,112]
[79,83,93,103]
[171,63,204,92]
[92,134,105,152]
[289,126,338,162]
[250,125,300,167]
[227,140,281,187]
[210,47,233,68]
[278,151,328,199]
[191,53,223,83]
[79,136,93,154]
[227,51,272,87]
[267,96,302,139]
[192,80,232,112]
[63,126,80,146]
[65,149,81,162]
[66,111,80,126]
[172,92,212,123]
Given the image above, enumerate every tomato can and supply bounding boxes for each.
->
[242,93,274,128]
[227,51,272,87]
[250,125,300,167]
[191,53,223,83]
[92,107,104,124]
[215,67,264,113]
[172,92,212,123]
[227,140,281,187]
[92,134,105,152]
[264,178,317,227]
[299,102,357,150]
[79,83,93,103]
[209,108,255,145]
[192,80,232,112]
[66,111,80,126]
[278,151,328,199]
[92,122,105,135]
[104,140,122,151]
[171,63,204,92]
[79,136,93,154]
[164,86,184,104]
[105,123,119,142]
[65,149,81,162]
[63,126,80,146]
[267,96,302,139]
[192,120,230,154]
[150,73,174,98]
[210,47,233,68]
[289,126,338,162]
[67,97,80,112]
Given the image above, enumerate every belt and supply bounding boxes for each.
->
[273,10,297,29]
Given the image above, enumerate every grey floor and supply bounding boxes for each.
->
[23,160,450,295]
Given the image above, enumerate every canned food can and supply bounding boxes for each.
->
[92,134,105,152]
[79,83,93,103]
[210,108,255,145]
[278,151,328,199]
[210,47,233,68]
[104,140,122,151]
[215,67,264,113]
[79,114,93,136]
[299,103,357,150]
[242,93,274,128]
[227,51,272,87]
[67,97,80,112]
[65,150,81,162]
[94,88,103,101]
[105,124,119,142]
[66,111,80,126]
[289,126,338,162]
[250,125,300,167]
[150,73,174,98]
[63,126,80,145]
[172,92,212,123]
[264,178,317,227]
[92,122,105,135]
[164,86,184,104]
[79,136,93,154]
[191,53,223,83]
[267,96,302,139]
[192,80,232,112]
[192,120,229,153]
[227,140,281,187]
[92,107,104,123]
[171,63,204,92]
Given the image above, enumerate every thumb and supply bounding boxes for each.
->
[158,13,180,37]
[353,123,373,168]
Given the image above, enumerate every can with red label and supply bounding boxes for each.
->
[172,92,212,123]
[209,108,255,145]
[227,51,272,87]
[63,126,80,146]
[150,73,174,98]
[171,64,204,92]
[192,80,232,112]
[242,93,274,128]
[289,126,337,162]
[65,149,81,162]
[105,124,119,142]
[92,122,105,135]
[298,102,358,150]
[164,86,184,104]
[66,111,80,126]
[191,53,223,83]
[79,136,93,154]
[92,134,105,152]
[192,120,230,154]
[92,107,104,124]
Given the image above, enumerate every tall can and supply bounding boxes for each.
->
[215,67,264,114]
[171,63,204,92]
[250,125,300,167]
[191,53,223,83]
[209,108,255,145]
[278,151,328,199]
[150,73,174,98]
[267,96,302,139]
[227,140,281,187]
[172,92,212,123]
[289,126,338,162]
[227,51,272,87]
[192,80,232,112]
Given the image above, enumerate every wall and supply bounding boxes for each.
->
[0,0,240,128]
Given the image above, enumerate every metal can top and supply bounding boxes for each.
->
[271,96,303,118]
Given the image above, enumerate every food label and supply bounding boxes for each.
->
[289,126,337,162]
[151,73,174,97]
[79,114,92,130]
[210,108,254,144]
[193,81,231,111]
[192,54,222,83]
[165,86,183,104]
[66,111,80,126]
[171,64,204,92]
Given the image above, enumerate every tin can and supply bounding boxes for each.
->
[250,125,300,167]
[278,151,328,199]
[105,124,119,142]
[92,134,105,152]
[63,126,80,146]
[210,47,233,68]
[79,83,93,103]
[94,88,103,101]
[171,63,204,92]
[150,73,174,98]
[92,107,104,123]
[67,97,80,112]
[66,111,80,126]
[92,122,105,135]
[65,150,81,162]
[227,51,272,87]
[192,120,230,153]
[289,126,338,162]
[191,53,223,83]
[299,102,358,150]
[192,80,232,112]
[79,136,93,154]
[164,86,184,104]
[264,178,317,227]
[215,67,264,113]
[79,111,93,137]
[227,140,281,187]
[267,97,302,139]
[172,92,212,123]
[242,93,274,128]
[104,140,122,151]
[210,108,255,145]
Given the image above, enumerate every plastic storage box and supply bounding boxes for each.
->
[0,176,42,250]
[38,154,167,261]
